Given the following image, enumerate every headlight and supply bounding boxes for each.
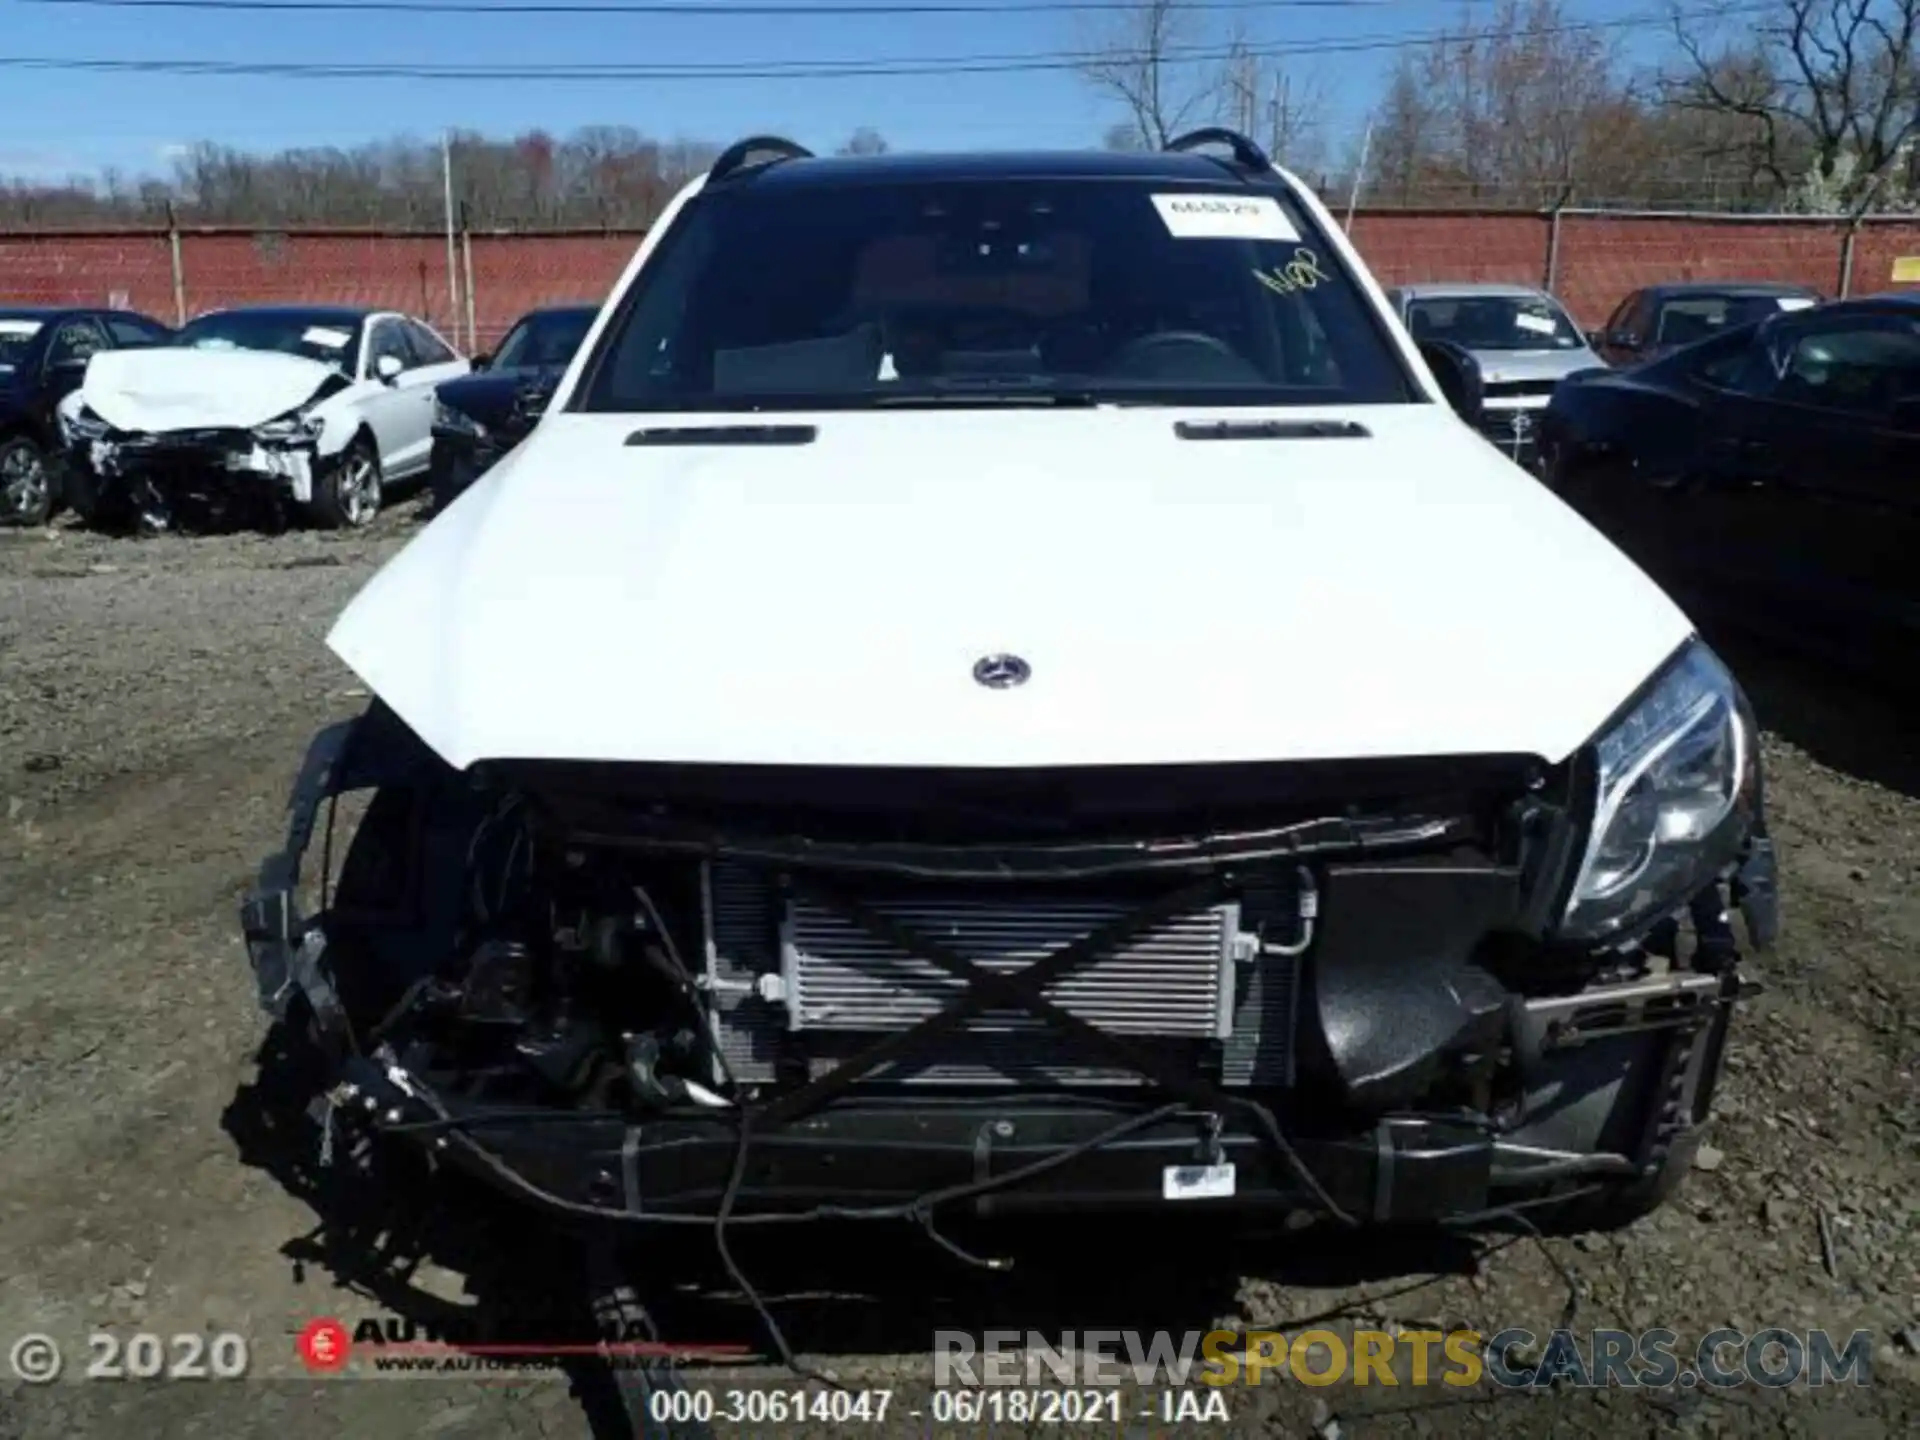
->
[1561,639,1755,940]
[434,400,485,439]
[255,412,322,444]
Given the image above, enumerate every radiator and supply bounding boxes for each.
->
[702,860,1297,1088]
[782,893,1236,1036]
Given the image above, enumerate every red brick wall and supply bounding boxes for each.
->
[1349,210,1551,291]
[9,212,1920,344]
[465,232,638,342]
[0,232,175,317]
[180,231,459,326]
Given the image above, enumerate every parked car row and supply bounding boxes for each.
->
[3,262,1909,699]
[1375,274,1911,686]
[0,298,599,531]
[1538,291,1918,684]
[1380,280,1827,470]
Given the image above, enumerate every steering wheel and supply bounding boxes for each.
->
[1104,329,1248,379]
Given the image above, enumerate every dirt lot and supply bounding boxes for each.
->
[1,501,1916,1439]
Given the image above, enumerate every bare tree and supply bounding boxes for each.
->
[836,127,889,156]
[1368,65,1444,205]
[1360,0,1663,207]
[0,126,732,228]
[1667,0,1920,207]
[1080,0,1218,149]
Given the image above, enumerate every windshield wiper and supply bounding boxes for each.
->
[869,387,1099,408]
[863,375,1104,407]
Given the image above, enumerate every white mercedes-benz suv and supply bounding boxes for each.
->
[243,132,1777,1299]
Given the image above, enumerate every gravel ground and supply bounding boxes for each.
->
[1,503,1915,1439]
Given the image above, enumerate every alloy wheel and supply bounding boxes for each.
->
[1,444,48,521]
[341,454,382,526]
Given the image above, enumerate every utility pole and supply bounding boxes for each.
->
[442,131,460,339]
[1345,121,1374,234]
[1223,43,1257,137]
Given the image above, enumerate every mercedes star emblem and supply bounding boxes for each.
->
[972,653,1032,689]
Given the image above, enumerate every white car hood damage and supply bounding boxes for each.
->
[79,348,345,432]
[328,406,1694,771]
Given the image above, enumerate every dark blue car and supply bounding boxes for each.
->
[0,305,173,525]
[428,304,597,512]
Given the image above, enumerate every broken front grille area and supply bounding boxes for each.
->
[703,860,1301,1088]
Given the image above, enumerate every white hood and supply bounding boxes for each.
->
[80,347,344,432]
[327,405,1694,771]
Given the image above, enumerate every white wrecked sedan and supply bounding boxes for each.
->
[241,134,1779,1382]
[59,305,467,531]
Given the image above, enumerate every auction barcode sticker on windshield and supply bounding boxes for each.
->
[1151,193,1299,242]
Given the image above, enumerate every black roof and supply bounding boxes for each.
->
[1644,280,1822,299]
[0,304,155,320]
[187,304,376,323]
[719,147,1275,192]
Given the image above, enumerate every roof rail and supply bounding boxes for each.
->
[709,135,814,184]
[1163,127,1272,173]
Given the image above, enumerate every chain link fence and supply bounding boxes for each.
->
[5,210,1920,344]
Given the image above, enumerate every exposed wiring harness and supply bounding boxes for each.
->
[339,858,1597,1389]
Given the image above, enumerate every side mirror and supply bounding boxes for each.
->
[471,351,491,372]
[374,354,404,383]
[1416,338,1485,428]
[1585,329,1607,350]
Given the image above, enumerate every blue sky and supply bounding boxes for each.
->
[0,0,1658,180]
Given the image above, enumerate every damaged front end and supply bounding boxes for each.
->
[62,397,337,532]
[239,640,1775,1234]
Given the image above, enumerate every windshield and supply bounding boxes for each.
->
[577,176,1417,411]
[1656,294,1816,349]
[173,311,361,372]
[1404,294,1583,352]
[492,310,594,371]
[0,317,44,372]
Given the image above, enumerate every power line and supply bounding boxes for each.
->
[0,5,1768,81]
[17,0,1394,14]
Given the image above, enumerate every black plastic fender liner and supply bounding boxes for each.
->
[1307,861,1522,1111]
[238,701,453,1025]
[240,717,357,1021]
